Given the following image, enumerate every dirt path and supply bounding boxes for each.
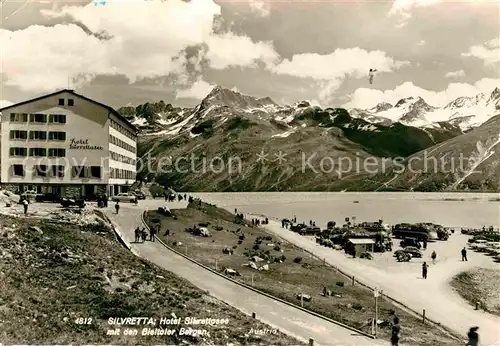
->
[261,220,500,346]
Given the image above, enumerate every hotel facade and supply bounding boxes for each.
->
[0,89,138,198]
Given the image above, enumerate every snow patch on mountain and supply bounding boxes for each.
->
[271,128,297,138]
[348,87,500,131]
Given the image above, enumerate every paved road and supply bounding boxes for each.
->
[260,220,500,346]
[104,201,388,346]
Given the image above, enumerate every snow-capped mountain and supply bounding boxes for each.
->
[347,87,500,131]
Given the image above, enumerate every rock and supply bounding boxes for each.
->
[296,293,312,302]
[259,264,269,271]
[28,226,43,235]
[251,256,264,262]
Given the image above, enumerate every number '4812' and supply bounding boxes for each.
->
[75,317,93,324]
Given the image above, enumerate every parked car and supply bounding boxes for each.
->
[35,193,61,203]
[403,246,422,258]
[400,238,422,249]
[112,193,138,203]
[60,198,85,208]
[133,190,146,200]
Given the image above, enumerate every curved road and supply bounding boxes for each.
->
[259,220,500,346]
[104,201,388,346]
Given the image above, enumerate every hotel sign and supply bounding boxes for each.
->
[69,138,103,150]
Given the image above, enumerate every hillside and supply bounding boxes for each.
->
[0,213,300,345]
[357,113,500,192]
[123,87,466,191]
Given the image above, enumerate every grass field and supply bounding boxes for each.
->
[0,212,302,345]
[146,200,460,346]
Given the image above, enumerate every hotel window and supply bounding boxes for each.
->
[9,147,28,157]
[30,113,47,123]
[48,131,66,141]
[10,130,28,140]
[58,98,65,106]
[12,164,25,177]
[51,165,65,177]
[34,165,48,177]
[68,99,74,106]
[48,148,66,157]
[51,114,66,123]
[10,113,28,122]
[29,148,47,157]
[72,166,86,178]
[29,131,47,140]
[90,166,102,178]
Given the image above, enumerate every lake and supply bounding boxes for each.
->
[190,192,500,229]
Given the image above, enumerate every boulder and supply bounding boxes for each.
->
[296,293,312,302]
[259,264,269,271]
[251,256,264,262]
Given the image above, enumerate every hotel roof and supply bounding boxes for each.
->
[0,89,138,134]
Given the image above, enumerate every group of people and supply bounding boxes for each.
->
[134,226,157,243]
[422,247,469,279]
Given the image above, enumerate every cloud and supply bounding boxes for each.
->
[462,38,500,65]
[416,40,425,46]
[388,0,442,27]
[205,32,279,69]
[343,78,500,109]
[445,70,466,79]
[272,48,409,103]
[176,78,215,100]
[248,0,270,17]
[0,0,279,93]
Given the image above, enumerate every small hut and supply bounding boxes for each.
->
[346,238,375,256]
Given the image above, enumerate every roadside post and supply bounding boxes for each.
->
[373,286,379,337]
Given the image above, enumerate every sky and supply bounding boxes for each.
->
[0,0,499,110]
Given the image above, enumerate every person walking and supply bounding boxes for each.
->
[141,228,147,242]
[134,227,141,243]
[431,250,437,264]
[115,201,120,214]
[466,326,479,346]
[391,316,401,346]
[422,262,428,279]
[461,247,468,261]
[22,198,29,214]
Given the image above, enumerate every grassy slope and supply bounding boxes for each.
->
[450,268,500,316]
[365,114,500,192]
[146,201,460,346]
[0,214,302,345]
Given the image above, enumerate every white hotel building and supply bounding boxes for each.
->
[0,89,138,198]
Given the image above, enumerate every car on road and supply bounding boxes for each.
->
[35,193,61,203]
[60,198,85,208]
[112,193,138,203]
